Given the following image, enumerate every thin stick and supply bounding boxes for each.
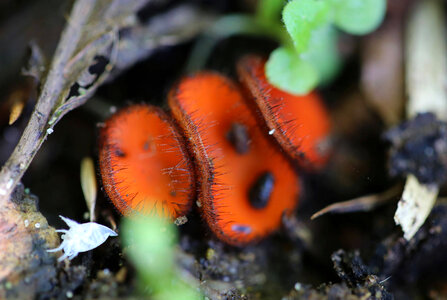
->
[0,0,94,202]
[311,184,402,220]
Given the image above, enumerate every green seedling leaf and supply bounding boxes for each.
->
[122,216,176,284]
[301,24,341,84]
[283,0,330,53]
[266,46,318,95]
[122,216,201,299]
[331,0,386,35]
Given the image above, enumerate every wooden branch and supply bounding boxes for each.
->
[0,0,95,202]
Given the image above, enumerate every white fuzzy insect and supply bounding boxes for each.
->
[47,215,118,262]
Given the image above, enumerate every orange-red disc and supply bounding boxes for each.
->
[99,104,195,219]
[237,55,332,169]
[169,72,300,245]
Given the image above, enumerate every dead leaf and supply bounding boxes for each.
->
[395,175,438,240]
[8,94,26,126]
[361,20,405,126]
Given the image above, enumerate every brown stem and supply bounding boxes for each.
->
[0,0,95,202]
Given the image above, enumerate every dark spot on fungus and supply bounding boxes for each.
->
[231,224,252,234]
[114,148,125,157]
[226,122,250,154]
[249,172,275,209]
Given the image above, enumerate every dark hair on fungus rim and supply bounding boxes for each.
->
[98,104,196,219]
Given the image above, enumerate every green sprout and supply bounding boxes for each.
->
[188,0,386,95]
[282,0,330,53]
[270,0,386,94]
[122,216,200,300]
[331,0,387,35]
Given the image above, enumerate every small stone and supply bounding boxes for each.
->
[174,216,188,226]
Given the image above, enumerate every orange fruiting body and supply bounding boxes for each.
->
[169,72,300,246]
[99,104,195,219]
[237,55,332,169]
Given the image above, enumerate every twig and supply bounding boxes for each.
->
[311,184,402,220]
[0,0,95,202]
[395,0,447,240]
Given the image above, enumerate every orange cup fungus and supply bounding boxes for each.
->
[168,72,300,246]
[98,57,331,246]
[237,55,332,169]
[98,104,195,220]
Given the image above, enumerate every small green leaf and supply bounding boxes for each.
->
[122,216,201,299]
[283,0,330,53]
[301,25,341,84]
[122,216,176,282]
[331,0,386,35]
[266,46,318,95]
